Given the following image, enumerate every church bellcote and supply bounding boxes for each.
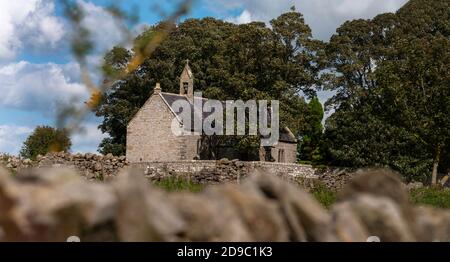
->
[179,60,194,98]
[154,82,161,94]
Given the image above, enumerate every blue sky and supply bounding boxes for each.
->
[0,0,408,155]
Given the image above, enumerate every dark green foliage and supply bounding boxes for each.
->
[298,160,312,165]
[299,96,324,163]
[152,177,204,193]
[442,142,450,174]
[20,126,71,160]
[98,138,126,158]
[323,0,450,181]
[324,107,432,181]
[62,1,94,60]
[102,46,132,79]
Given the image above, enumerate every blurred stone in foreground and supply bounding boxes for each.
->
[0,167,449,242]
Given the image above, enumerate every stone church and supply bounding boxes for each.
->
[126,62,298,163]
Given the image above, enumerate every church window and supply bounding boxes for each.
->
[278,149,285,163]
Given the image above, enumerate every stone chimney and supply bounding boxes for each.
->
[154,82,161,94]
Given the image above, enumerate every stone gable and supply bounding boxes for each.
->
[127,93,201,163]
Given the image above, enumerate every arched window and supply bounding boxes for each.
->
[278,149,285,163]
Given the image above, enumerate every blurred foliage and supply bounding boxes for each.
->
[57,0,192,151]
[20,126,71,160]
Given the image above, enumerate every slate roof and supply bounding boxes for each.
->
[279,127,297,143]
[161,93,214,132]
[160,92,297,144]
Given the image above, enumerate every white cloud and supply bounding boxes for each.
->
[220,0,408,40]
[227,10,253,24]
[64,0,131,82]
[0,61,88,115]
[0,0,65,61]
[0,1,132,156]
[0,0,127,61]
[77,0,128,54]
[0,124,33,155]
[71,122,108,154]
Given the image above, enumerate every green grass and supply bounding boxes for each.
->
[309,182,337,209]
[152,177,204,193]
[309,185,450,210]
[153,176,340,207]
[410,187,450,209]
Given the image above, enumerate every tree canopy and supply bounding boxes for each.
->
[299,96,324,163]
[323,0,449,182]
[20,126,71,160]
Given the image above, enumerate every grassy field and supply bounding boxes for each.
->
[309,184,450,209]
[309,183,337,209]
[153,177,450,209]
[311,186,450,209]
[410,187,450,209]
[152,177,204,193]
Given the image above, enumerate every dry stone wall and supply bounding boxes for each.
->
[1,153,419,191]
[0,167,447,242]
[1,152,128,180]
[133,159,319,185]
[1,153,320,184]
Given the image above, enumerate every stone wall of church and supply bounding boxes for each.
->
[127,94,185,162]
[180,134,201,160]
[271,142,297,163]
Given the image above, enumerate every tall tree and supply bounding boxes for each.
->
[393,0,449,184]
[324,12,398,111]
[299,97,324,162]
[375,3,450,184]
[324,0,450,182]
